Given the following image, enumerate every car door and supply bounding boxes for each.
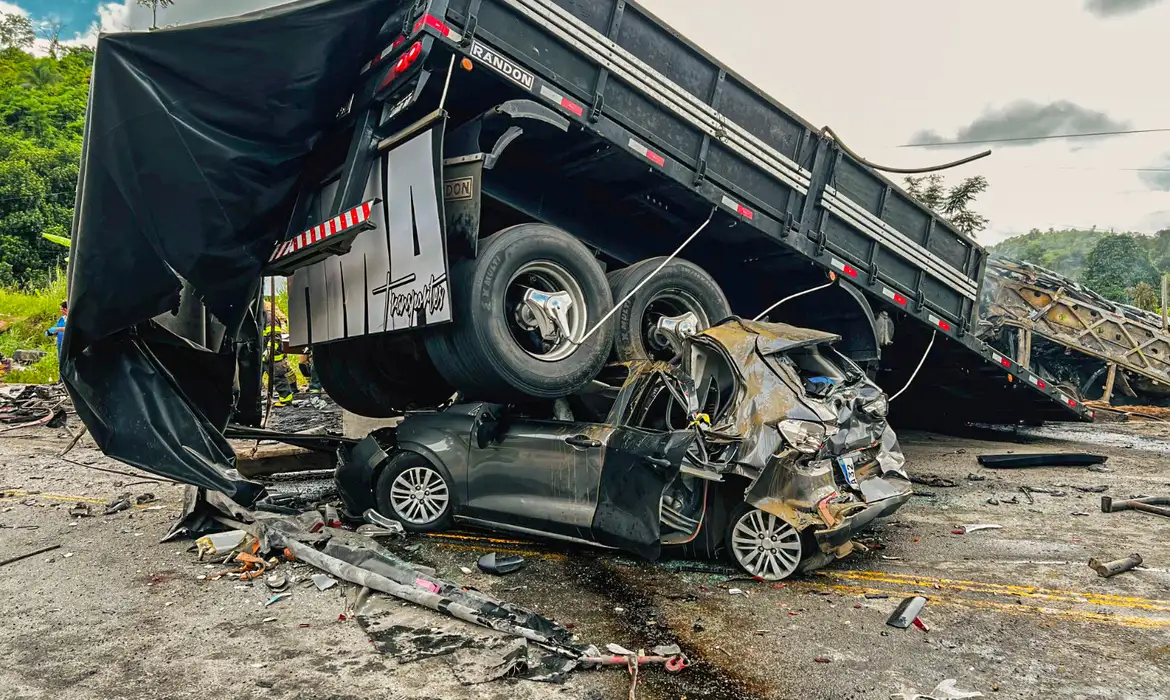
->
[463,416,614,541]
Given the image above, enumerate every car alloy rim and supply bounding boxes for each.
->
[730,509,802,580]
[507,260,588,362]
[389,466,449,525]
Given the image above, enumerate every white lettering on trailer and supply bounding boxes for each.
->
[470,40,535,90]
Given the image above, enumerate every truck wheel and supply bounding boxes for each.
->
[608,257,731,362]
[425,224,614,400]
[374,452,454,533]
[314,334,454,418]
[725,503,803,581]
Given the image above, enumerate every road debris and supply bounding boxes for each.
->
[1072,485,1108,493]
[986,498,999,505]
[910,474,959,488]
[69,502,91,518]
[265,592,292,607]
[1089,553,1143,578]
[1071,511,1090,517]
[966,473,986,482]
[957,524,1003,534]
[0,543,61,568]
[311,573,338,591]
[1020,487,1035,505]
[477,552,525,575]
[887,596,928,629]
[892,678,984,699]
[103,492,132,515]
[265,573,288,590]
[195,530,247,559]
[977,453,1107,469]
[1101,495,1170,518]
[135,493,156,505]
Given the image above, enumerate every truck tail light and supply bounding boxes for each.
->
[379,41,423,90]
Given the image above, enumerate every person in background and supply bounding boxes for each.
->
[45,301,67,354]
[262,300,296,407]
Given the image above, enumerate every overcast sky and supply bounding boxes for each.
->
[5,0,1170,243]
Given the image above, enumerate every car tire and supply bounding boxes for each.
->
[424,224,614,400]
[314,334,454,418]
[374,451,454,533]
[608,257,731,362]
[724,502,804,581]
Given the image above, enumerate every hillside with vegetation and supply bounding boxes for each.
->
[0,21,94,381]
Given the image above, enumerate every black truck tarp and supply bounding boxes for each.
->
[63,0,404,502]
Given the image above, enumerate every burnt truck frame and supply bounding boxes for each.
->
[266,0,1090,425]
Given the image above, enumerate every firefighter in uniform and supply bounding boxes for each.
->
[262,301,295,407]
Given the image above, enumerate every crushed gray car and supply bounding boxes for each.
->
[336,317,911,579]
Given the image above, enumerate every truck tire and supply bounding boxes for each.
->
[314,333,454,418]
[425,224,614,400]
[608,257,731,362]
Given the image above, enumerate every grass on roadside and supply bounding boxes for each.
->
[0,274,66,384]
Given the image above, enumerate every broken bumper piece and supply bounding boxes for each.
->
[814,479,912,552]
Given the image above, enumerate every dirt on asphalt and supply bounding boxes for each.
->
[2,411,1169,700]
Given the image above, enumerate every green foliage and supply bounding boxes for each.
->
[0,272,66,383]
[1081,234,1160,305]
[991,228,1110,279]
[1128,281,1159,312]
[904,174,990,237]
[0,41,90,287]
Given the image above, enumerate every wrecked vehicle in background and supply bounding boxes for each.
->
[337,317,911,580]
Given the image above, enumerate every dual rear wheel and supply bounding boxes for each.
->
[317,224,732,412]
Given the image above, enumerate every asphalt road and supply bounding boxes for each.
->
[1,417,1168,700]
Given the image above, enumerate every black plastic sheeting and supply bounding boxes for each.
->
[62,0,405,503]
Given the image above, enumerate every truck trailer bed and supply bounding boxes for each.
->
[429,0,1089,422]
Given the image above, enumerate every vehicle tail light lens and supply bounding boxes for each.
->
[380,41,423,89]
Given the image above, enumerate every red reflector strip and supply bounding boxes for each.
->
[928,314,951,332]
[628,138,665,167]
[880,287,908,306]
[392,35,406,48]
[1067,397,1078,408]
[539,85,584,117]
[1027,374,1048,390]
[992,353,1011,368]
[829,258,859,279]
[414,14,451,36]
[720,195,754,220]
[270,201,375,262]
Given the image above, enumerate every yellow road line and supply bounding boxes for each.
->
[820,570,1170,612]
[0,489,178,510]
[816,582,1170,630]
[422,532,534,546]
[432,541,567,560]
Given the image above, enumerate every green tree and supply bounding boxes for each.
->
[904,174,990,237]
[1127,281,1159,312]
[0,13,34,50]
[1081,234,1160,304]
[136,0,176,30]
[0,44,91,286]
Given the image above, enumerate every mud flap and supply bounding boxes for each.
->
[288,117,453,347]
[590,429,695,561]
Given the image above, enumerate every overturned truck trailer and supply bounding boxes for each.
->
[62,0,1089,503]
[980,257,1170,406]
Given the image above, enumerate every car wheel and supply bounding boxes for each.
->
[608,257,731,362]
[424,224,614,400]
[374,452,454,533]
[314,334,454,418]
[725,503,803,580]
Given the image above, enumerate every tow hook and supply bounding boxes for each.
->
[519,288,574,341]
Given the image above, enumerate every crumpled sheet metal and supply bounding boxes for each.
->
[680,317,908,538]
